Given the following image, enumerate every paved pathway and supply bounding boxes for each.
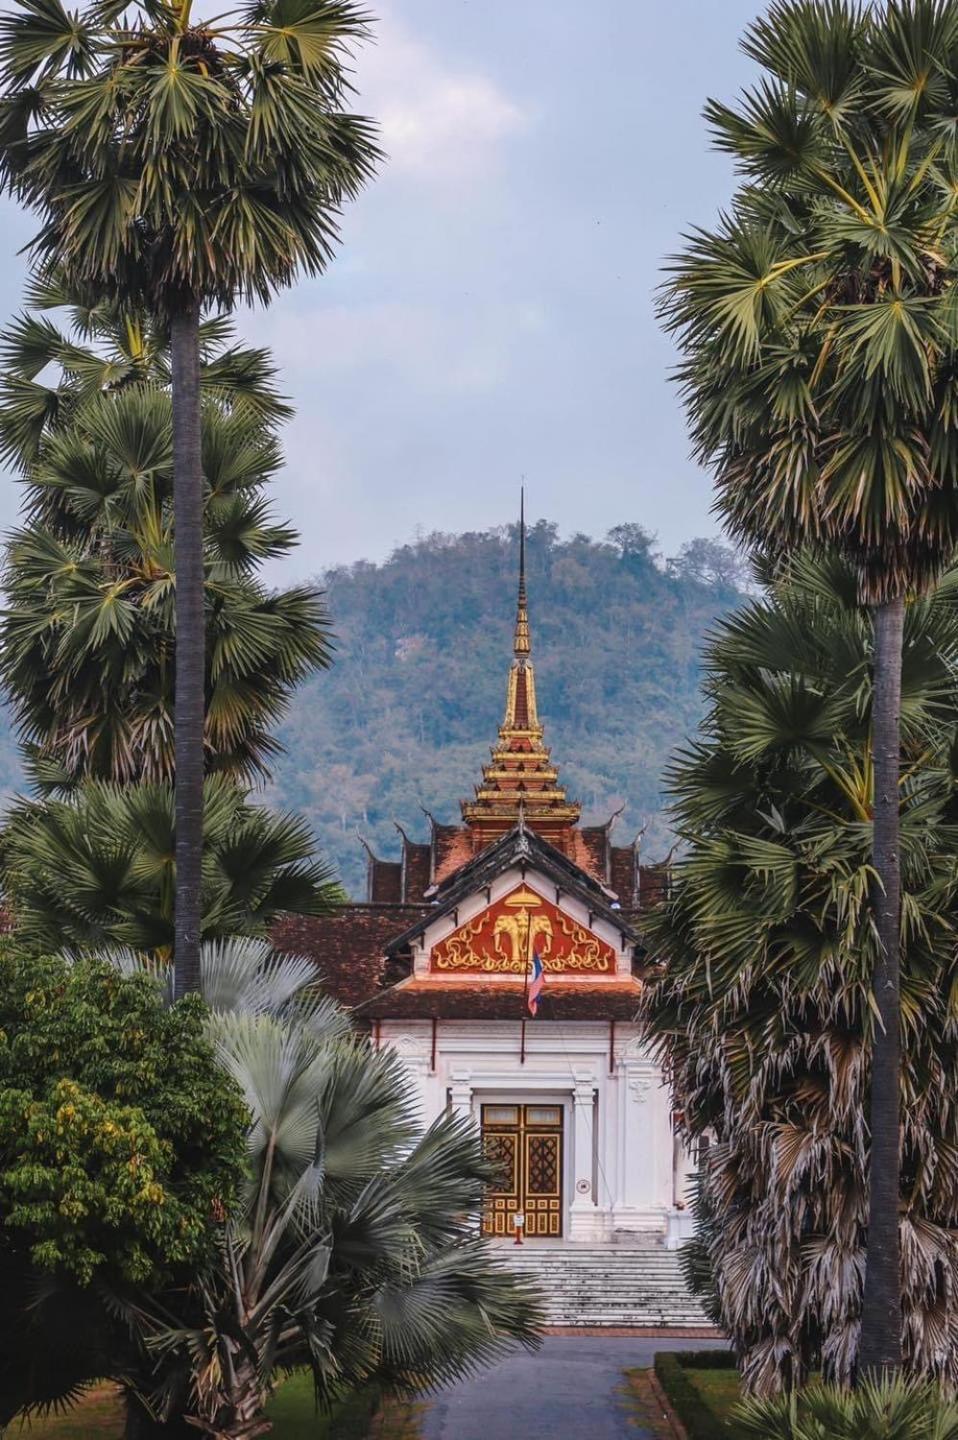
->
[418,1336,725,1440]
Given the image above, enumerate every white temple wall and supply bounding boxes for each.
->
[378,1018,679,1241]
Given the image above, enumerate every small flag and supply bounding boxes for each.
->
[528,951,545,1017]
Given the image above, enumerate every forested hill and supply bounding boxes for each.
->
[270,521,748,898]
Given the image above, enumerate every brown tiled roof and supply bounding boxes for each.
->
[610,845,636,905]
[433,823,475,884]
[366,838,434,904]
[637,864,669,909]
[358,978,644,1022]
[271,905,421,1008]
[402,838,432,902]
[367,857,402,905]
[577,827,611,885]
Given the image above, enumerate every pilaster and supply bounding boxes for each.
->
[613,1040,668,1233]
[449,1069,475,1122]
[569,1071,608,1240]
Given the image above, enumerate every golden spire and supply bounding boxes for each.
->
[461,493,580,838]
[514,487,530,658]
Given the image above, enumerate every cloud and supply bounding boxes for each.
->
[253,296,541,396]
[355,10,527,184]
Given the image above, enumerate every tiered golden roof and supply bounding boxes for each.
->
[461,498,581,833]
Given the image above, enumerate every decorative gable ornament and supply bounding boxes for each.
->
[430,884,617,975]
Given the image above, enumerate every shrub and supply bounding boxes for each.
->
[735,1379,958,1439]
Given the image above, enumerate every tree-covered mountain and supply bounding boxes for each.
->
[270,520,747,897]
[0,518,745,900]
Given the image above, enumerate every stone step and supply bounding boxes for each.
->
[506,1259,687,1270]
[544,1311,707,1321]
[517,1283,697,1293]
[496,1244,708,1328]
[501,1251,686,1262]
[505,1267,693,1280]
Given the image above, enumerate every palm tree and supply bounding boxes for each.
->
[106,939,542,1439]
[0,0,380,998]
[641,552,958,1391]
[0,280,332,788]
[3,777,340,958]
[658,0,958,1374]
[0,269,293,468]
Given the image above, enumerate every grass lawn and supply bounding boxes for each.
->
[683,1365,745,1427]
[7,1387,124,1439]
[9,1374,425,1438]
[645,1351,748,1439]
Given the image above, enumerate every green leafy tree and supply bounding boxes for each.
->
[669,537,750,592]
[642,554,958,1391]
[0,277,332,788]
[0,0,380,996]
[658,0,958,1372]
[4,777,339,958]
[0,949,245,1282]
[0,945,247,1427]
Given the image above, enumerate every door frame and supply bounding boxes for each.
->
[478,1094,570,1239]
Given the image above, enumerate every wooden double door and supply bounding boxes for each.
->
[481,1103,564,1238]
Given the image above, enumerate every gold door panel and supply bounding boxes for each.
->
[524,1132,561,1236]
[482,1130,520,1236]
[481,1104,563,1238]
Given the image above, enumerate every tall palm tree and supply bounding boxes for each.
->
[0,0,380,998]
[0,279,332,787]
[0,268,293,468]
[641,553,958,1391]
[659,0,958,1373]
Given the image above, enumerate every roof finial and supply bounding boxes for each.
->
[514,486,530,658]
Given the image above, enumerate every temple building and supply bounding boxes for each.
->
[275,514,695,1250]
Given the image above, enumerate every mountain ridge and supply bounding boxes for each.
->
[269,520,746,897]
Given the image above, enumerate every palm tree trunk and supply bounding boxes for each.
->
[215,1357,272,1440]
[170,305,204,1000]
[124,1392,195,1439]
[858,595,904,1378]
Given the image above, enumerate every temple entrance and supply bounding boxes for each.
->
[480,1103,563,1238]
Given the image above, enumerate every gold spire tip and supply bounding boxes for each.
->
[514,488,530,658]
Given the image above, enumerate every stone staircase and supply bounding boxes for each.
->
[499,1242,712,1329]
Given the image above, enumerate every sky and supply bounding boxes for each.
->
[0,0,768,582]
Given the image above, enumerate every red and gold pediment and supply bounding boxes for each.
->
[429,885,617,975]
